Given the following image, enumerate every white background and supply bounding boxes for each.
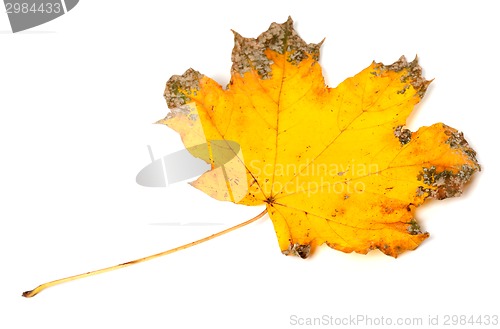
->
[1,1,498,328]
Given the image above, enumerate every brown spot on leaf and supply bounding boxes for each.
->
[283,243,311,259]
[417,164,477,200]
[407,219,423,235]
[164,68,203,108]
[394,125,412,145]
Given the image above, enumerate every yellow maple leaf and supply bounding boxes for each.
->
[162,17,479,258]
[21,17,483,299]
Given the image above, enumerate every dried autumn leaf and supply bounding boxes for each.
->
[159,17,479,258]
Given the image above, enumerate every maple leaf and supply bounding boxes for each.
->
[20,17,483,299]
[159,17,479,258]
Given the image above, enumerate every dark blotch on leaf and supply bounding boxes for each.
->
[283,243,311,259]
[394,125,412,145]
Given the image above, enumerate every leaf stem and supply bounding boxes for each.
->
[22,209,268,298]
